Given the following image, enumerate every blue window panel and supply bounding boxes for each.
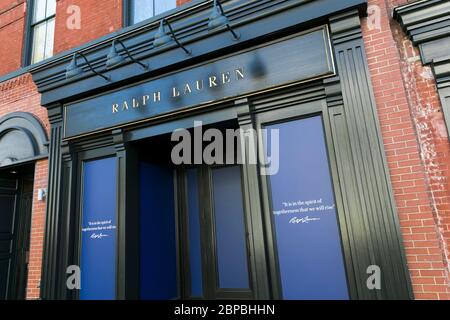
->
[140,162,177,300]
[265,116,349,300]
[212,166,249,289]
[80,157,117,300]
[187,169,203,297]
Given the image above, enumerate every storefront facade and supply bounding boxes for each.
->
[1,0,450,300]
[29,0,415,300]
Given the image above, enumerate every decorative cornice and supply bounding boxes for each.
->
[394,0,450,73]
[432,55,450,83]
[395,1,450,140]
[394,0,450,45]
[329,10,362,44]
[0,73,32,92]
[29,0,367,107]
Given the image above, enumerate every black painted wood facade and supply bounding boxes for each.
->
[30,0,413,300]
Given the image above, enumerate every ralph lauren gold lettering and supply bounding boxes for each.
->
[235,68,244,80]
[142,95,150,106]
[154,91,161,102]
[184,84,192,95]
[196,80,203,91]
[222,72,231,84]
[209,76,217,87]
[110,66,246,113]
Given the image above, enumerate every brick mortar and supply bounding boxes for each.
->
[363,0,450,299]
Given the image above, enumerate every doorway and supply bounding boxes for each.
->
[133,113,351,300]
[135,122,254,300]
[0,163,34,300]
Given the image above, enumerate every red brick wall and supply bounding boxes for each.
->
[53,0,193,55]
[26,159,48,299]
[177,0,192,6]
[0,73,50,299]
[53,0,123,54]
[0,74,48,130]
[0,0,194,75]
[0,0,26,75]
[362,0,450,299]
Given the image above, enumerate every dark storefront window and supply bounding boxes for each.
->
[212,166,249,289]
[140,161,178,300]
[79,157,117,300]
[28,0,56,65]
[129,0,177,25]
[264,115,349,300]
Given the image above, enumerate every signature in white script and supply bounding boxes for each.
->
[90,233,109,239]
[289,216,321,224]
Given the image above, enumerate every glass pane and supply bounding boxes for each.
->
[131,0,154,24]
[44,18,55,59]
[264,116,349,300]
[32,0,47,23]
[46,0,56,17]
[80,158,117,300]
[140,162,178,300]
[31,21,46,64]
[187,169,203,297]
[155,0,176,15]
[212,166,249,289]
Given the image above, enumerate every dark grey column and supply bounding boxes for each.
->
[236,98,270,299]
[328,10,413,299]
[57,140,77,299]
[40,104,64,299]
[112,129,139,300]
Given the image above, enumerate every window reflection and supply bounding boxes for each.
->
[130,0,177,24]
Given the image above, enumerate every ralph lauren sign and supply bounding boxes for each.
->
[64,26,335,139]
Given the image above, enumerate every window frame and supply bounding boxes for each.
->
[176,164,255,300]
[123,0,178,27]
[22,0,56,66]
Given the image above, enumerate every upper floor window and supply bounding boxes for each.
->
[28,0,56,64]
[129,0,177,25]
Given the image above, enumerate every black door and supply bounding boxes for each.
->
[0,165,34,300]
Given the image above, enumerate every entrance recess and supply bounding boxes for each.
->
[134,127,253,300]
[131,116,349,300]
